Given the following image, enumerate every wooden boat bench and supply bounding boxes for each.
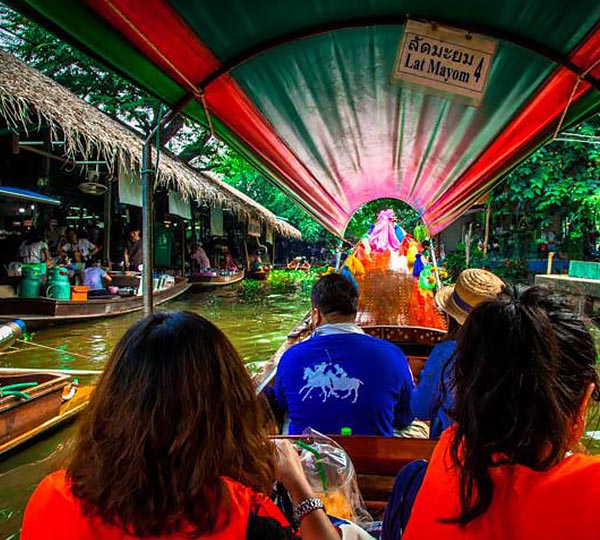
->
[277,434,436,515]
[330,436,437,514]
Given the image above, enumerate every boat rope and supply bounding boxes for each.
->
[199,90,215,140]
[552,56,600,141]
[15,339,96,361]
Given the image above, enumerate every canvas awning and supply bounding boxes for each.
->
[7,0,600,235]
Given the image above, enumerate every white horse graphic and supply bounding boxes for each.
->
[328,366,363,403]
[299,363,330,402]
[300,361,363,403]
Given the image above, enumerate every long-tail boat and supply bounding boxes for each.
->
[0,371,94,460]
[188,269,245,289]
[5,0,599,514]
[0,276,190,329]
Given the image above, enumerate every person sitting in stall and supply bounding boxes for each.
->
[273,273,414,436]
[411,269,504,439]
[401,286,600,540]
[190,242,211,271]
[250,249,265,271]
[21,311,339,540]
[61,229,99,262]
[18,228,51,265]
[123,228,143,271]
[83,258,112,297]
[221,248,238,272]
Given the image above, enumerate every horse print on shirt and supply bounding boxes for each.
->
[299,361,364,403]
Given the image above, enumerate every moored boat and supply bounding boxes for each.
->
[0,276,191,329]
[0,371,94,460]
[188,269,245,289]
[246,267,271,281]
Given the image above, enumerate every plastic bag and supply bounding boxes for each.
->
[296,429,372,526]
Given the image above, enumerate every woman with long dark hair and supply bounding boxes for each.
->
[404,287,600,539]
[411,269,504,438]
[21,312,338,540]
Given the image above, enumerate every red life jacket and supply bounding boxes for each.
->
[22,470,294,540]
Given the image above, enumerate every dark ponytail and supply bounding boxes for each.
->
[446,286,600,526]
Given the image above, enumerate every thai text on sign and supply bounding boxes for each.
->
[393,20,497,106]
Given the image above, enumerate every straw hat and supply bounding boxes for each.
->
[435,269,505,325]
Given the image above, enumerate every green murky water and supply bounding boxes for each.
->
[0,285,310,539]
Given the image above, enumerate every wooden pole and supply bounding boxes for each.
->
[465,222,473,268]
[142,142,154,315]
[483,203,491,257]
[104,178,112,266]
[547,251,555,274]
[181,220,186,276]
[243,237,250,271]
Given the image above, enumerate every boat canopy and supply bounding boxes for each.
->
[8,0,600,236]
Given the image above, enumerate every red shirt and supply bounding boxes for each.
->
[22,470,293,540]
[404,428,600,540]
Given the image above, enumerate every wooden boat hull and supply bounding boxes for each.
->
[0,372,94,460]
[247,268,270,281]
[0,277,190,328]
[188,270,245,289]
[0,372,70,445]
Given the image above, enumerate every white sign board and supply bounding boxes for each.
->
[393,20,497,106]
[210,205,224,236]
[118,159,142,208]
[168,191,191,220]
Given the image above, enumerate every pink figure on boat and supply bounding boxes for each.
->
[368,209,402,253]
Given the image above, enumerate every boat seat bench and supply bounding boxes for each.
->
[278,435,436,514]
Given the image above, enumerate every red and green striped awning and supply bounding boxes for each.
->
[8,0,600,236]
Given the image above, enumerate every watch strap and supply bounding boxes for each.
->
[292,497,325,524]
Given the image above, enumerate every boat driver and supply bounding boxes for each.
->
[273,273,414,436]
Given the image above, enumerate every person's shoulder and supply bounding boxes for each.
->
[27,469,73,507]
[556,453,600,487]
[429,340,457,357]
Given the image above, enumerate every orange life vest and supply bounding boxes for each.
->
[22,470,294,540]
[404,428,600,540]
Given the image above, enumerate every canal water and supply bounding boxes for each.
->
[0,284,310,539]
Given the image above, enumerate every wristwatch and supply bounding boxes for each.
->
[293,497,325,525]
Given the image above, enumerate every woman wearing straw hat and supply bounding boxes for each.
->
[411,268,505,439]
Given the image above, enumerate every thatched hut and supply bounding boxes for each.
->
[0,50,300,240]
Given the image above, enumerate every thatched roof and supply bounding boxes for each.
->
[0,50,301,239]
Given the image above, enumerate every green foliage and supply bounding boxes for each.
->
[238,268,322,299]
[345,199,421,239]
[491,116,600,234]
[442,243,472,281]
[494,258,529,282]
[214,149,331,242]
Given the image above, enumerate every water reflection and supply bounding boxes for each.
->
[0,285,309,539]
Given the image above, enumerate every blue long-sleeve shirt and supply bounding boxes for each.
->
[274,333,414,436]
[411,340,456,439]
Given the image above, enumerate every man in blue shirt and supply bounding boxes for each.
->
[274,273,414,436]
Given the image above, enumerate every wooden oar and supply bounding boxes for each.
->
[0,367,103,376]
